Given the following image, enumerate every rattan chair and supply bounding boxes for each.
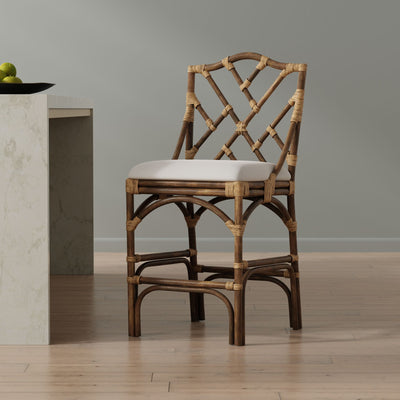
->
[126,52,307,345]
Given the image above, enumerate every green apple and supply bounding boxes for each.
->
[2,76,22,83]
[0,70,7,81]
[0,62,17,77]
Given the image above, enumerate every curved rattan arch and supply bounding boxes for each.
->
[133,194,294,236]
[135,257,192,277]
[190,52,286,72]
[204,269,294,327]
[194,196,226,219]
[134,285,234,344]
[192,195,295,233]
[130,193,296,242]
[134,196,190,219]
[132,195,232,230]
[242,197,296,232]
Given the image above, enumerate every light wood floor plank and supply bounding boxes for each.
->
[0,252,399,397]
[279,393,400,400]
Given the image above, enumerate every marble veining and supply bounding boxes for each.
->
[0,95,49,344]
[0,95,93,344]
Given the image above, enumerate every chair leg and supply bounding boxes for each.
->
[233,195,245,346]
[187,260,204,322]
[296,275,302,329]
[288,194,302,330]
[126,192,138,336]
[187,203,205,322]
[289,254,302,329]
[129,279,139,336]
[234,288,245,346]
[196,292,205,321]
[288,267,301,330]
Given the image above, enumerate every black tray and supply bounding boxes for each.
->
[0,82,55,94]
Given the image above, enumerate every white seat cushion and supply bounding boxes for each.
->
[128,160,291,182]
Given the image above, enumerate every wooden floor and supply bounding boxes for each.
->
[1,252,400,399]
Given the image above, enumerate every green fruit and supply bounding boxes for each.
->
[0,70,7,81]
[2,76,22,83]
[0,62,17,77]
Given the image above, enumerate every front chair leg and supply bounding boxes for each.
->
[126,190,137,337]
[233,193,245,346]
[128,282,139,336]
[234,285,245,346]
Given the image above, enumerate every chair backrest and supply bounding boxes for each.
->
[172,52,307,179]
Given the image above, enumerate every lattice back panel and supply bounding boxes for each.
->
[172,52,306,168]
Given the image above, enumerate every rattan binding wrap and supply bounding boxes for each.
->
[221,104,233,117]
[249,99,260,113]
[185,146,198,159]
[266,125,277,137]
[285,218,297,232]
[221,56,235,71]
[264,173,276,203]
[126,179,139,194]
[225,182,250,197]
[290,89,304,122]
[188,64,204,73]
[225,220,246,237]
[235,121,247,132]
[280,63,307,78]
[256,55,269,70]
[183,106,194,122]
[240,79,251,91]
[221,144,233,156]
[234,261,249,269]
[186,92,200,108]
[251,139,262,151]
[205,118,216,131]
[286,154,298,166]
[127,217,142,231]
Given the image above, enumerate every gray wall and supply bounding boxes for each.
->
[2,0,399,251]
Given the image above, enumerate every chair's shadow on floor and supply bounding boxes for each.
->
[50,272,228,344]
[50,273,123,344]
[51,270,395,346]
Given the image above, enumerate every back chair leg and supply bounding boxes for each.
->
[289,250,302,329]
[291,268,302,330]
[187,203,205,322]
[196,292,205,321]
[187,254,204,322]
[288,194,302,330]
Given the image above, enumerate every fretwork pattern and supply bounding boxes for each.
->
[174,55,306,166]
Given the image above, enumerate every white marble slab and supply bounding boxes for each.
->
[0,95,49,344]
[0,94,93,344]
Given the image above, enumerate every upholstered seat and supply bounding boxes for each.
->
[129,159,291,182]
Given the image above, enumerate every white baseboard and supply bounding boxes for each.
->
[95,237,400,252]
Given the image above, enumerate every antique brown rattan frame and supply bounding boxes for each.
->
[126,52,307,345]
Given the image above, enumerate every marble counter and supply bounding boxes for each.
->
[0,95,93,344]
